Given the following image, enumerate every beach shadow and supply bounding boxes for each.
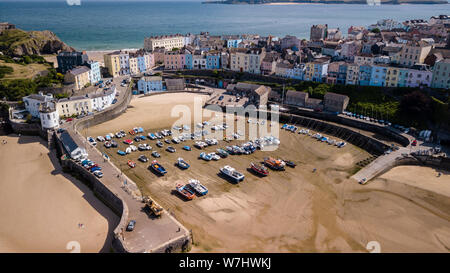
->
[46,150,120,253]
[216,172,240,185]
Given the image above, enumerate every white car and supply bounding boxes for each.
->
[93,170,103,178]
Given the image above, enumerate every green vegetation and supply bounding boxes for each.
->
[0,68,64,101]
[0,29,30,56]
[0,54,47,65]
[0,65,14,79]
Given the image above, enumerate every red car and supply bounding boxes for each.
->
[89,164,99,170]
[66,118,73,122]
[123,139,133,145]
[411,140,417,146]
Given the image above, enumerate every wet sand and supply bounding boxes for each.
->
[0,135,119,253]
[86,93,450,252]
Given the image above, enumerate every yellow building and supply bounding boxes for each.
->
[346,64,359,85]
[303,63,315,81]
[129,56,139,75]
[398,41,432,67]
[64,66,91,91]
[385,66,401,87]
[104,51,121,77]
[56,96,93,118]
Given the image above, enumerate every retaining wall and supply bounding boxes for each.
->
[53,132,131,253]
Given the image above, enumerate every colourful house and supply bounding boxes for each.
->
[369,65,387,87]
[164,50,185,70]
[385,66,401,87]
[358,65,372,86]
[137,76,164,93]
[206,52,221,69]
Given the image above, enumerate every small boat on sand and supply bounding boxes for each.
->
[177,158,190,169]
[264,157,285,171]
[188,179,208,196]
[199,152,212,161]
[175,183,196,200]
[220,165,245,183]
[250,162,269,176]
[128,160,136,168]
[284,160,296,168]
[151,160,167,175]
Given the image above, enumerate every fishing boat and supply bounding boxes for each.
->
[117,150,126,156]
[150,160,167,175]
[264,157,285,171]
[177,158,190,169]
[111,140,118,148]
[199,152,212,161]
[156,141,163,148]
[175,183,195,200]
[128,160,136,168]
[250,162,269,176]
[284,160,296,168]
[220,165,245,183]
[188,179,208,196]
[148,133,157,140]
[216,148,228,158]
[104,141,112,148]
[208,152,220,161]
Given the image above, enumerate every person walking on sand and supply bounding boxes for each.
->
[313,168,316,173]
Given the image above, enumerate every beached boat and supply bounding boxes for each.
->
[199,152,212,161]
[264,157,285,171]
[111,140,118,148]
[284,160,296,168]
[216,148,228,158]
[250,162,269,176]
[175,183,195,200]
[123,139,133,145]
[177,158,190,169]
[150,160,167,175]
[117,150,126,156]
[156,141,163,148]
[128,160,136,168]
[208,152,220,161]
[220,165,245,183]
[104,141,112,148]
[188,179,208,196]
[183,145,191,151]
[148,133,157,140]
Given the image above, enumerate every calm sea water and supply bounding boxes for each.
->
[0,1,448,50]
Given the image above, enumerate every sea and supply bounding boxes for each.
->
[0,1,449,51]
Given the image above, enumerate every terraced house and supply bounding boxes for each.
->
[64,66,91,91]
[144,34,185,51]
[104,51,121,77]
[431,59,450,89]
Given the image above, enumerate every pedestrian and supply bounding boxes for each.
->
[313,168,316,173]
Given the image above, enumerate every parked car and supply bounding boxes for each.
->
[93,171,103,178]
[166,146,176,153]
[152,151,161,158]
[112,99,117,104]
[126,220,136,231]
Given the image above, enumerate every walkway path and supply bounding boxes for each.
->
[60,76,190,252]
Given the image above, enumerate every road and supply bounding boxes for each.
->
[60,75,190,252]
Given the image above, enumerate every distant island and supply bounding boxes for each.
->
[203,0,448,5]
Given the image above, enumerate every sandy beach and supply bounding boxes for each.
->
[0,135,119,253]
[85,93,450,253]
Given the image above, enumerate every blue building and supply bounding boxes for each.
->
[227,39,243,48]
[206,53,221,69]
[358,65,372,86]
[137,76,164,93]
[369,65,387,87]
[137,55,147,73]
[312,62,328,83]
[185,51,193,69]
[85,61,101,85]
[337,63,348,84]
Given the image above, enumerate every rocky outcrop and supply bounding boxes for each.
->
[0,29,75,57]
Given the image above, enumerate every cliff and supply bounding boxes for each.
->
[0,29,75,57]
[204,0,448,4]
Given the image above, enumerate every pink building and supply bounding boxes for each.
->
[164,50,185,70]
[340,41,361,61]
[326,62,340,84]
[404,68,433,88]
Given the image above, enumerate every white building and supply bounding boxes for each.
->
[39,102,59,129]
[89,86,117,111]
[23,92,54,118]
[144,34,185,51]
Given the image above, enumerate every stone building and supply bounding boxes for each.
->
[323,92,349,113]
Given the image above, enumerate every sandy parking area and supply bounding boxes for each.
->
[0,135,119,253]
[87,93,450,253]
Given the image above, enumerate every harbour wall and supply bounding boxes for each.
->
[53,132,131,253]
[285,107,410,147]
